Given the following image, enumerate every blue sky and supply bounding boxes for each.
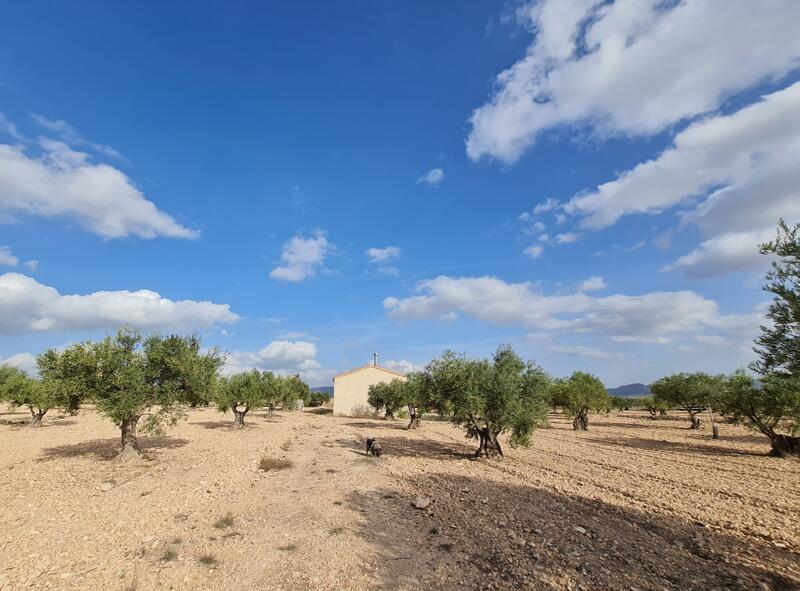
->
[1,1,799,386]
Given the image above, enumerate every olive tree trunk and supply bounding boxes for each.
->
[116,415,142,461]
[769,434,800,458]
[474,427,503,458]
[232,406,248,428]
[28,406,47,427]
[407,404,421,429]
[572,411,589,431]
[688,411,701,429]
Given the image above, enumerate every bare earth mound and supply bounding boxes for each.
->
[0,406,797,590]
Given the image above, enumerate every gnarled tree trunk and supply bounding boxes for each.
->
[233,406,248,428]
[688,412,701,429]
[116,415,142,461]
[407,404,421,429]
[475,427,503,458]
[28,406,47,427]
[573,411,588,431]
[769,434,800,458]
[384,409,395,420]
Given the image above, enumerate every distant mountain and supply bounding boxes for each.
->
[310,386,333,397]
[607,383,650,398]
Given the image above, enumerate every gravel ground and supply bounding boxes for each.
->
[0,405,797,590]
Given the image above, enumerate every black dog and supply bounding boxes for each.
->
[366,437,382,457]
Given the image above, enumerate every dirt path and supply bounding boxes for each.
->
[0,406,797,590]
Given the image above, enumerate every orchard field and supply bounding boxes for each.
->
[0,405,797,591]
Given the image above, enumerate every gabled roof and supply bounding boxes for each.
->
[333,364,408,380]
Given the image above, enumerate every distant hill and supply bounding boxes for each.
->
[607,383,650,398]
[310,386,333,397]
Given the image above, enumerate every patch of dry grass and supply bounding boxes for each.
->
[213,512,235,529]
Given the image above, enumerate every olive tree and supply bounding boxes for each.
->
[367,379,407,419]
[0,367,53,426]
[640,396,672,420]
[551,372,608,430]
[740,219,800,457]
[215,370,267,427]
[425,346,550,458]
[720,370,799,457]
[651,372,722,429]
[69,328,223,460]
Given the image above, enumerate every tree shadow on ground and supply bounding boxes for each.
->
[589,420,669,430]
[342,421,410,431]
[584,435,767,458]
[304,407,332,415]
[37,437,189,461]
[193,420,256,430]
[339,434,475,461]
[345,472,798,591]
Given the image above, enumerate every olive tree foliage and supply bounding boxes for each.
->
[651,372,722,429]
[551,372,608,430]
[215,370,267,427]
[640,396,672,419]
[0,367,52,426]
[424,346,551,458]
[67,328,223,460]
[720,370,800,457]
[367,379,407,420]
[736,219,800,458]
[283,374,309,410]
[0,348,86,426]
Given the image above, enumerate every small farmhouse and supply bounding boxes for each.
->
[332,359,407,417]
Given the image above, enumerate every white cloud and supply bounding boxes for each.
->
[0,114,24,141]
[566,83,800,230]
[0,352,37,375]
[661,230,773,278]
[537,233,549,242]
[0,272,239,334]
[222,340,322,379]
[0,140,197,239]
[523,244,543,259]
[0,246,18,267]
[270,231,331,282]
[365,246,401,264]
[533,198,559,214]
[23,260,38,271]
[579,276,606,292]
[545,345,611,360]
[467,0,800,162]
[384,359,420,374]
[565,82,800,276]
[554,232,580,244]
[416,168,445,186]
[30,113,125,161]
[384,275,761,344]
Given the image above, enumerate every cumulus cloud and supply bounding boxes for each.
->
[565,82,800,276]
[0,352,38,374]
[467,0,800,162]
[0,272,239,334]
[365,246,401,264]
[384,359,420,374]
[0,246,18,267]
[416,168,445,186]
[30,113,125,161]
[523,244,543,259]
[544,345,612,360]
[222,340,322,378]
[579,276,606,292]
[661,230,773,278]
[23,260,38,271]
[384,275,761,344]
[554,232,580,244]
[270,231,331,282]
[0,140,197,239]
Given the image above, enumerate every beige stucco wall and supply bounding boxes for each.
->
[332,365,407,417]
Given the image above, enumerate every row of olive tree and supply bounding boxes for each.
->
[368,346,610,457]
[0,328,314,460]
[215,370,308,427]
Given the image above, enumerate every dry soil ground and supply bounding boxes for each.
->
[0,405,798,591]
